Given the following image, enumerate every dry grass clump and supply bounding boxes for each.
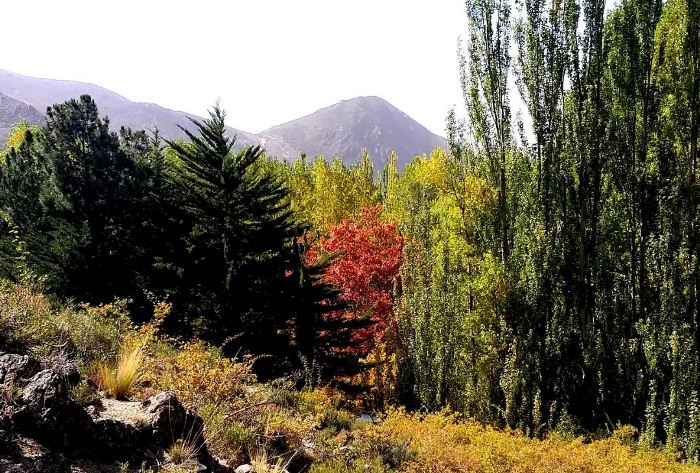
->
[96,344,144,400]
[167,438,198,465]
[250,449,294,473]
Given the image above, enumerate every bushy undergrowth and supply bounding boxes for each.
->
[0,283,130,364]
[3,282,700,473]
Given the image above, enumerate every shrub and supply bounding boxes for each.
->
[167,438,197,465]
[371,437,416,469]
[197,402,254,463]
[0,283,57,351]
[62,301,132,363]
[150,341,255,408]
[351,408,700,473]
[0,284,131,365]
[250,449,293,473]
[310,457,388,473]
[319,408,355,433]
[70,380,100,406]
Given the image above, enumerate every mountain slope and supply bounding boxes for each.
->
[0,70,446,168]
[259,96,446,168]
[0,92,44,145]
[0,69,258,147]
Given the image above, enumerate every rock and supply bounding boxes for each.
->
[14,368,94,451]
[91,416,145,459]
[21,369,69,406]
[143,391,205,448]
[3,353,221,471]
[53,359,81,388]
[0,432,72,473]
[0,353,41,385]
[235,465,253,473]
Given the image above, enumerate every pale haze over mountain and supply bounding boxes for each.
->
[0,69,446,168]
[0,0,466,138]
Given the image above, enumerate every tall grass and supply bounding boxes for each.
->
[97,344,144,400]
[251,449,294,473]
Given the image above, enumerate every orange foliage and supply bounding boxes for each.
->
[310,204,403,355]
[149,340,255,408]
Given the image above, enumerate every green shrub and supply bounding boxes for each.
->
[198,402,255,462]
[0,284,130,365]
[319,408,355,433]
[372,437,417,469]
[70,380,100,406]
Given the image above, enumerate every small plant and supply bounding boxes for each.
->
[97,343,144,399]
[70,380,100,406]
[372,437,416,469]
[319,408,355,433]
[198,402,254,462]
[250,449,294,473]
[310,457,388,473]
[0,379,21,405]
[167,438,196,465]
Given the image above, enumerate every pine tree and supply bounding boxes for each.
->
[166,104,303,365]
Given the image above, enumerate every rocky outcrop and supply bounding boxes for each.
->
[0,353,41,385]
[0,353,227,472]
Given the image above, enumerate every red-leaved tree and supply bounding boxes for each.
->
[310,204,403,356]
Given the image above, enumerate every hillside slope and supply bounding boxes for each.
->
[0,69,258,147]
[260,96,447,168]
[0,92,44,144]
[0,70,446,168]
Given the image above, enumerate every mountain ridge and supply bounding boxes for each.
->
[0,69,446,168]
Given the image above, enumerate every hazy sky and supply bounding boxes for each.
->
[2,1,467,136]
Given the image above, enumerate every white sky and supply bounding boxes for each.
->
[1,0,467,136]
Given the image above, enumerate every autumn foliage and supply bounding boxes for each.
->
[309,204,403,356]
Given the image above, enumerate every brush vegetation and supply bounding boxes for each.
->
[2,283,699,472]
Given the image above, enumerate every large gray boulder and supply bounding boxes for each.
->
[14,367,93,451]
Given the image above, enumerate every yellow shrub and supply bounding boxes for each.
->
[150,340,255,409]
[351,341,399,411]
[263,410,314,452]
[354,409,699,473]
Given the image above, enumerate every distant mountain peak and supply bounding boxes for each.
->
[260,96,446,168]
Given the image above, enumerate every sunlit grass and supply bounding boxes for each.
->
[251,449,294,473]
[97,343,144,400]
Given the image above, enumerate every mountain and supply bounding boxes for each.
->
[0,69,258,147]
[0,69,446,168]
[0,92,44,144]
[259,96,446,168]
